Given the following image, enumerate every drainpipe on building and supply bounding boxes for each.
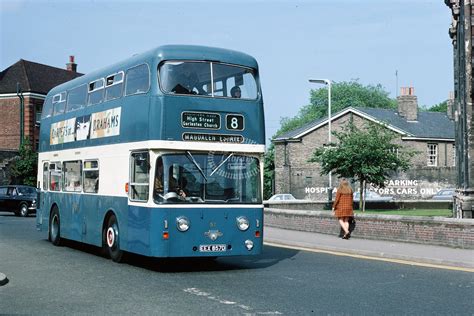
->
[16,83,24,147]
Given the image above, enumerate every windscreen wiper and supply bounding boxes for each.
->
[186,151,207,182]
[210,153,234,177]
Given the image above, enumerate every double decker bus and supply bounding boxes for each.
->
[36,45,265,262]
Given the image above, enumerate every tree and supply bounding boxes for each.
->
[10,138,37,186]
[275,80,396,137]
[308,121,415,211]
[427,100,448,112]
[263,144,275,199]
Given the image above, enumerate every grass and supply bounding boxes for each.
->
[354,209,453,217]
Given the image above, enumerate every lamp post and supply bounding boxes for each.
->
[309,79,332,205]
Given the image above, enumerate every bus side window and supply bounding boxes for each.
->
[49,162,62,191]
[88,79,104,105]
[83,160,99,193]
[66,84,87,112]
[52,92,66,116]
[130,152,149,201]
[125,64,150,96]
[63,161,82,192]
[42,162,49,191]
[105,72,124,101]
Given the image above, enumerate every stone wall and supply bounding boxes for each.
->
[0,150,19,185]
[265,208,474,249]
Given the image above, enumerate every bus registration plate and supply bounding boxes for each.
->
[199,244,226,252]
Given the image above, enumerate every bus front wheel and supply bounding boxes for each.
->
[49,206,62,246]
[103,214,123,263]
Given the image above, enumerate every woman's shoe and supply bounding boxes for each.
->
[342,232,351,240]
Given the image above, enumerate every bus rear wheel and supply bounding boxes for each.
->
[49,206,62,246]
[103,214,123,263]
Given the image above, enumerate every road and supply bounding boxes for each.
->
[0,212,472,315]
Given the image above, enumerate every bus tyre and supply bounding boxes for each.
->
[104,214,123,263]
[19,204,28,217]
[49,207,62,246]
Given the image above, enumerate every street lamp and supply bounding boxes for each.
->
[309,79,332,204]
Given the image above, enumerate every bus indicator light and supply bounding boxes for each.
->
[163,231,169,239]
[125,182,129,193]
[255,231,260,238]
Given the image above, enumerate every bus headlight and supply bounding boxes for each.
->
[176,216,190,232]
[236,216,249,231]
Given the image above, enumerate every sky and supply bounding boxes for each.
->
[1,0,453,143]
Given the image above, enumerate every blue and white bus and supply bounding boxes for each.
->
[36,45,265,262]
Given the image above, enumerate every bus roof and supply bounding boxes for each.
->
[47,45,259,96]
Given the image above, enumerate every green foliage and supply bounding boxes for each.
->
[308,121,415,211]
[275,80,396,137]
[427,100,448,112]
[263,144,275,199]
[10,138,37,186]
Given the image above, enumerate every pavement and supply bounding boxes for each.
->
[264,226,474,272]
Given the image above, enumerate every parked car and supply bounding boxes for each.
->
[0,185,38,217]
[353,190,393,202]
[268,194,297,201]
[431,188,455,201]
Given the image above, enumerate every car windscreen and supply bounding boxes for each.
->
[17,187,36,195]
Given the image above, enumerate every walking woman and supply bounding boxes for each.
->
[332,179,354,239]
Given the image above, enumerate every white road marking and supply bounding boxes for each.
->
[184,287,281,314]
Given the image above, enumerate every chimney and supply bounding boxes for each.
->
[397,87,418,121]
[447,91,454,120]
[66,55,77,72]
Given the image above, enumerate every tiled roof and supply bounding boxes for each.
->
[0,59,83,95]
[274,106,454,141]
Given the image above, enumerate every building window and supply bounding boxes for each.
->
[452,144,456,167]
[427,143,438,167]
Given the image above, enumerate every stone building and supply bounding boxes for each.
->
[445,0,473,218]
[273,88,455,201]
[0,57,82,183]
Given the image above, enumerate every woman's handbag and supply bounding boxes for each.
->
[349,217,356,232]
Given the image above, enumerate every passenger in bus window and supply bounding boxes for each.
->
[230,86,241,98]
[172,64,199,95]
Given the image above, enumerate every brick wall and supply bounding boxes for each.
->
[265,208,474,249]
[0,96,42,151]
[0,98,21,150]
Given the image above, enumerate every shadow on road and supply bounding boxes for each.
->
[54,239,299,273]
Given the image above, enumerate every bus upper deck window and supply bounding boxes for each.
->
[125,64,150,96]
[159,61,258,99]
[66,84,87,112]
[105,72,124,101]
[52,92,66,116]
[88,79,105,105]
[42,96,54,119]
